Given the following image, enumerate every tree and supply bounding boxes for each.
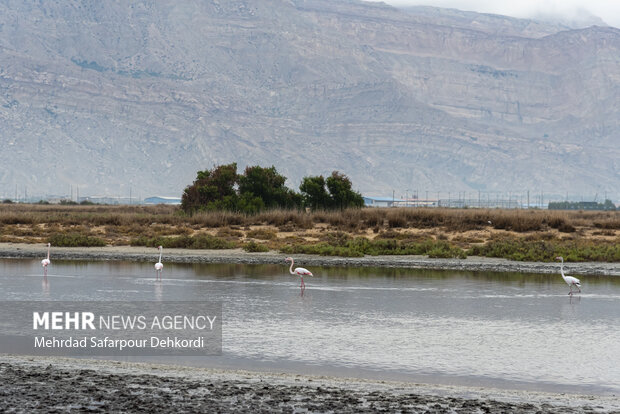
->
[238,165,292,209]
[299,175,330,210]
[182,163,238,213]
[182,163,302,214]
[326,171,364,209]
[300,171,363,210]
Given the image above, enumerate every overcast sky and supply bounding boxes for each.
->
[383,0,620,28]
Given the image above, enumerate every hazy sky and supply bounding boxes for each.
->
[383,0,620,28]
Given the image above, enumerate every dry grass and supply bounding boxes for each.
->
[0,204,618,260]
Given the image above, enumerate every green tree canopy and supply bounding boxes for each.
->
[326,171,364,209]
[299,175,330,210]
[239,165,290,209]
[182,163,302,214]
[299,171,364,210]
[181,163,238,213]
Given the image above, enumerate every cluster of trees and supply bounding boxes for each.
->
[181,163,364,214]
[548,199,616,211]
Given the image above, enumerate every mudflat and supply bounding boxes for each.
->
[1,355,618,413]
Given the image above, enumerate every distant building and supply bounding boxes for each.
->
[398,198,438,207]
[143,196,182,205]
[363,196,404,208]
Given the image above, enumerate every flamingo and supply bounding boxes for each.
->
[41,243,51,276]
[155,246,163,280]
[556,256,581,295]
[285,257,313,289]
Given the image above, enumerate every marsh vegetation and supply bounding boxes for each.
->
[0,204,618,262]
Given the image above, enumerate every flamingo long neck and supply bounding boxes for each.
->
[46,244,50,260]
[559,258,567,279]
[288,259,295,275]
[158,248,162,263]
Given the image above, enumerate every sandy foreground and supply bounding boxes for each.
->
[1,355,619,413]
[0,242,618,276]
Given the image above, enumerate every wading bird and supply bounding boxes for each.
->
[285,257,313,289]
[41,243,51,276]
[155,246,164,280]
[556,256,581,295]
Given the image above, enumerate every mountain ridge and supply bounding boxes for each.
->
[0,0,618,200]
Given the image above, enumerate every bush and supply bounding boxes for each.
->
[49,233,107,247]
[279,236,467,258]
[246,228,277,240]
[468,238,620,262]
[243,241,270,253]
[130,234,236,250]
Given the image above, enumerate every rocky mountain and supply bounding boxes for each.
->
[1,0,618,201]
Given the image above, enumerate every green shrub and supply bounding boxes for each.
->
[468,238,620,262]
[243,241,270,253]
[279,237,467,258]
[246,228,277,240]
[130,234,236,249]
[49,233,106,247]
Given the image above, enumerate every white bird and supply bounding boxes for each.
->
[556,256,581,295]
[285,257,313,289]
[155,246,163,280]
[41,243,51,276]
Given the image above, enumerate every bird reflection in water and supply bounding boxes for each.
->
[155,280,163,301]
[42,274,50,296]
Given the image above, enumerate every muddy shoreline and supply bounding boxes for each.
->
[0,243,618,276]
[1,355,618,413]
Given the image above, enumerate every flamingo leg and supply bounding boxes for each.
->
[43,267,47,277]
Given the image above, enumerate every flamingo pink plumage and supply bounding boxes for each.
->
[285,257,313,289]
[41,243,51,276]
[155,246,163,280]
[556,256,581,295]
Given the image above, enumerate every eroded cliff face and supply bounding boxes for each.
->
[0,0,618,199]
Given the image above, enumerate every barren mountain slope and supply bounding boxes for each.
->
[0,0,618,199]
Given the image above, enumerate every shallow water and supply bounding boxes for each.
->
[1,259,620,394]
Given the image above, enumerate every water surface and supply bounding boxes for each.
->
[1,258,619,394]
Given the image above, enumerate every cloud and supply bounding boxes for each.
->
[383,0,620,28]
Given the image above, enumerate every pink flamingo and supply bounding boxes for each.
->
[154,246,163,280]
[285,257,313,289]
[41,243,51,276]
[556,256,581,295]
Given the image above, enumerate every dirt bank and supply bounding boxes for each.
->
[0,243,618,276]
[1,355,618,413]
